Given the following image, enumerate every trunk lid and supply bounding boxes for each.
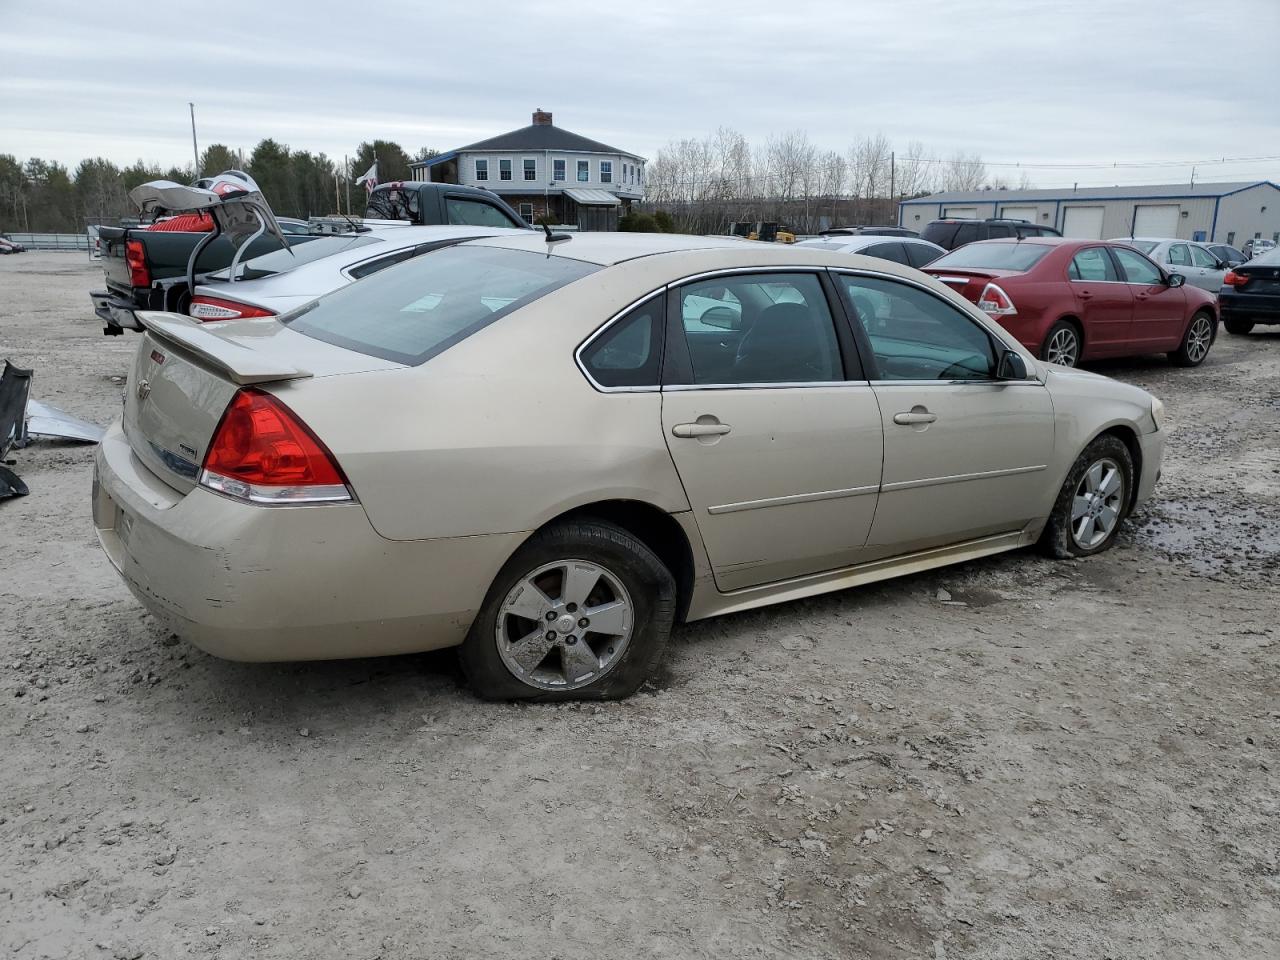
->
[926,267,1022,303]
[123,312,400,493]
[1234,260,1280,294]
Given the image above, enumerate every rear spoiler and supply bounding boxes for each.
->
[136,311,312,386]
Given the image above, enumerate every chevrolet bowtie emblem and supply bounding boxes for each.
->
[136,379,151,400]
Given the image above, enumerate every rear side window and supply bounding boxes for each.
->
[905,242,942,268]
[921,222,959,247]
[985,224,1014,239]
[930,243,1052,271]
[863,242,910,264]
[952,224,981,246]
[579,298,663,389]
[286,245,597,366]
[446,198,522,228]
[1069,247,1119,282]
[210,235,381,281]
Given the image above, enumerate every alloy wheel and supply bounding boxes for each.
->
[1046,327,1079,367]
[1070,457,1124,550]
[495,559,634,691]
[1185,315,1213,363]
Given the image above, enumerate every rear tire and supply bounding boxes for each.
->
[1223,318,1255,336]
[459,520,676,701]
[1041,321,1081,367]
[1039,434,1133,560]
[1169,311,1215,366]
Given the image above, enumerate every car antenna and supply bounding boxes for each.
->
[542,221,571,245]
[340,212,369,234]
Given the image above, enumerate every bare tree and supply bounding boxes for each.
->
[942,151,987,192]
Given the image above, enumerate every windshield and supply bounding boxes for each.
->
[207,235,381,281]
[1120,240,1158,254]
[285,245,599,366]
[929,242,1053,271]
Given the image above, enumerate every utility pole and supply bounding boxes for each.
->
[890,151,895,200]
[189,103,200,177]
[344,156,352,216]
[1190,166,1196,189]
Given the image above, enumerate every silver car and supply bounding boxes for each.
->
[1110,237,1227,292]
[190,225,529,320]
[93,233,1164,700]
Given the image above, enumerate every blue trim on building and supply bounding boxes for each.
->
[408,152,458,169]
[898,181,1279,207]
[1210,197,1221,241]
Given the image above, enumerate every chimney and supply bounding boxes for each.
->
[532,108,553,126]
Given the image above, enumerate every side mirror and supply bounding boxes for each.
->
[997,350,1029,380]
[1167,272,1186,288]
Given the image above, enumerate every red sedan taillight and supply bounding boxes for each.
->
[977,282,1017,316]
[189,296,278,321]
[1222,270,1250,288]
[125,240,150,287]
[200,389,352,505]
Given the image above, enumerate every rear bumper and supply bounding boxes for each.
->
[92,420,525,662]
[90,290,144,336]
[1219,291,1280,324]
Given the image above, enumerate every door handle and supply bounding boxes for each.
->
[672,421,732,438]
[1078,289,1093,299]
[893,411,937,426]
[1136,292,1150,300]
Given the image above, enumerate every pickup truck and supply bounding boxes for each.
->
[90,181,528,335]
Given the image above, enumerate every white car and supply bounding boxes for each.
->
[189,224,529,320]
[795,234,946,269]
[1109,237,1227,293]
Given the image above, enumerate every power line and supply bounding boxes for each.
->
[893,154,1280,170]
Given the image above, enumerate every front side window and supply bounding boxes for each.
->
[499,158,512,181]
[577,160,589,182]
[474,158,488,181]
[1190,244,1218,268]
[286,246,597,366]
[600,161,612,183]
[838,275,996,381]
[1167,243,1191,266]
[579,298,663,388]
[553,159,566,181]
[1069,247,1119,282]
[677,273,842,385]
[445,197,522,228]
[1112,246,1164,285]
[523,158,536,181]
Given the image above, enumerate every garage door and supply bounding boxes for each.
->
[1000,205,1039,223]
[1133,204,1180,238]
[1062,206,1105,239]
[943,206,978,218]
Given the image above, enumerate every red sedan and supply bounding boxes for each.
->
[925,238,1218,367]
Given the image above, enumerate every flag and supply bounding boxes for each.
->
[354,161,378,193]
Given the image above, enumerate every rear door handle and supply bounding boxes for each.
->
[672,422,732,438]
[893,411,937,426]
[1078,289,1093,299]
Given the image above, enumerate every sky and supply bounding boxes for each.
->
[2,0,1278,189]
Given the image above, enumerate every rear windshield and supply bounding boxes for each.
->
[285,245,598,366]
[208,235,381,281]
[929,242,1052,271]
[1121,240,1158,254]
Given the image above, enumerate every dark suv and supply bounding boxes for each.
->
[922,217,1061,250]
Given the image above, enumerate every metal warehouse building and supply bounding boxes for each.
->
[898,180,1280,247]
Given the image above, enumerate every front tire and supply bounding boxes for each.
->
[1169,311,1215,366]
[1223,318,1255,336]
[1040,435,1133,559]
[1041,321,1081,367]
[459,520,676,701]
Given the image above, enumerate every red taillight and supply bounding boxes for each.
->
[200,389,351,504]
[189,295,278,322]
[1222,270,1249,288]
[977,282,1017,316]
[125,239,150,287]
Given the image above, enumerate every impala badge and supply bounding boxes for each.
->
[136,379,151,400]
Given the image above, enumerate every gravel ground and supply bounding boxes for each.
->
[1,252,1277,960]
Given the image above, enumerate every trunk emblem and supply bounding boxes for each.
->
[150,350,166,365]
[136,379,151,400]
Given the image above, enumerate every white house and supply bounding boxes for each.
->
[409,109,646,230]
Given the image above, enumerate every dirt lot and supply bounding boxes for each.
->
[1,252,1277,959]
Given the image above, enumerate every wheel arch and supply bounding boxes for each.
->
[537,499,699,623]
[1087,423,1143,513]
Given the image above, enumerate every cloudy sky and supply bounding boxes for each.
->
[2,0,1278,188]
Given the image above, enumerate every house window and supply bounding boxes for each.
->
[553,158,565,181]
[518,202,534,224]
[499,158,512,181]
[474,158,488,181]
[600,160,612,184]
[523,158,536,181]
[577,160,589,182]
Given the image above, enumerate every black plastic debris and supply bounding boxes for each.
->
[1,360,105,500]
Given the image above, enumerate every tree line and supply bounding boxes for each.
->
[642,128,1031,234]
[0,139,434,233]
